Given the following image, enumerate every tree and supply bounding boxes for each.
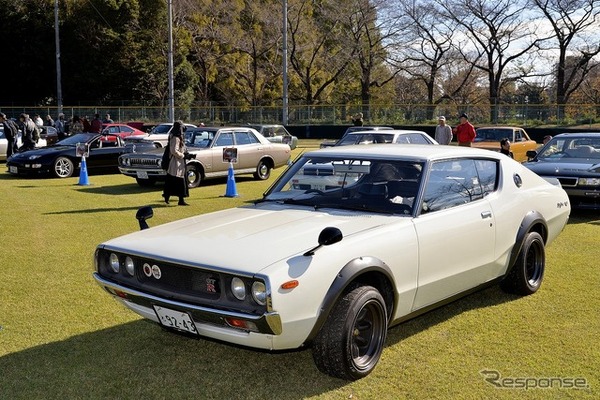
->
[440,0,548,122]
[531,0,600,119]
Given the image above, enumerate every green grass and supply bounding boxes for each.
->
[0,144,598,399]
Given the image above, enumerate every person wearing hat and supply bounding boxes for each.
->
[453,112,476,147]
[0,113,19,158]
[434,116,453,145]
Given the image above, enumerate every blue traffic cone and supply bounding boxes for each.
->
[224,162,238,197]
[78,156,90,185]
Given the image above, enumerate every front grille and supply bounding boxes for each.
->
[557,177,578,187]
[130,157,159,167]
[139,263,220,299]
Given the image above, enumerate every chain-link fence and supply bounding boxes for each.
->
[2,103,599,127]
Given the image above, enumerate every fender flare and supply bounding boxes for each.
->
[304,256,396,343]
[507,210,548,271]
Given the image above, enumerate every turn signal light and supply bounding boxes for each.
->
[281,280,299,290]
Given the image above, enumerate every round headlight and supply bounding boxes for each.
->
[125,256,135,276]
[231,277,246,301]
[251,281,267,306]
[109,253,120,273]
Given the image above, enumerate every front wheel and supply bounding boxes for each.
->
[501,231,545,295]
[53,156,75,178]
[186,164,202,188]
[312,285,388,380]
[253,159,271,180]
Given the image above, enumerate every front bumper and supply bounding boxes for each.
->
[93,273,283,345]
[119,167,166,179]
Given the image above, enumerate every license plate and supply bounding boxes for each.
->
[9,166,17,174]
[153,306,198,335]
[136,171,149,179]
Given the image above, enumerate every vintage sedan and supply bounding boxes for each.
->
[473,126,538,162]
[7,133,128,178]
[132,122,198,148]
[248,124,298,149]
[524,132,600,209]
[320,125,393,148]
[1,127,48,161]
[94,145,570,380]
[119,126,291,187]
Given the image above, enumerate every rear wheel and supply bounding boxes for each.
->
[53,157,74,178]
[501,231,545,295]
[253,159,271,180]
[312,285,388,380]
[186,164,202,188]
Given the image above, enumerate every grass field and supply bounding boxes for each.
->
[0,143,598,399]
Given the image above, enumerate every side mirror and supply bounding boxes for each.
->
[136,206,154,230]
[303,227,343,256]
[526,150,537,160]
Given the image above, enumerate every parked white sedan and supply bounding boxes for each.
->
[93,145,570,380]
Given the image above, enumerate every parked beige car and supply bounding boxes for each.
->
[118,126,292,187]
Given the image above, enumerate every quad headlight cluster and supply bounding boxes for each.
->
[231,277,267,305]
[108,252,135,276]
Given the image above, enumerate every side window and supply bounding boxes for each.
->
[421,159,484,213]
[474,159,498,196]
[215,132,234,147]
[234,131,252,146]
[407,134,430,144]
[122,126,133,133]
[515,130,523,141]
[108,126,119,134]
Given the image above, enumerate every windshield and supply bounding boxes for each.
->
[56,133,96,145]
[475,128,512,142]
[338,133,395,146]
[186,129,217,148]
[150,124,172,135]
[265,155,424,215]
[538,137,600,159]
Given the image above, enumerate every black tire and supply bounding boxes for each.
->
[501,231,545,295]
[253,159,271,180]
[186,164,202,188]
[53,156,75,178]
[136,177,156,187]
[312,285,388,380]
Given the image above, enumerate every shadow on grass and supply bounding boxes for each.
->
[44,203,171,215]
[567,209,600,225]
[0,285,517,399]
[0,320,344,399]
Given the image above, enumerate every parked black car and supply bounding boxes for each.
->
[7,133,130,178]
[524,132,600,209]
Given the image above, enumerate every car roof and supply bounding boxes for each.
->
[476,126,522,130]
[346,129,426,135]
[304,143,503,161]
[553,132,600,138]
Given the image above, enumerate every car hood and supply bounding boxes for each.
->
[10,145,74,158]
[524,160,600,175]
[101,203,407,274]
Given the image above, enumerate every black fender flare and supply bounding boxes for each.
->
[507,211,548,272]
[305,256,396,343]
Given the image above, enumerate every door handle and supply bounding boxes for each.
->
[481,211,492,219]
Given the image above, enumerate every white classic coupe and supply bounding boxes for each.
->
[93,145,570,380]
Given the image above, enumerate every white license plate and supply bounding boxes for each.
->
[154,306,198,335]
[136,171,149,179]
[9,166,17,174]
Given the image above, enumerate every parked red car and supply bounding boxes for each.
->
[102,123,146,139]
